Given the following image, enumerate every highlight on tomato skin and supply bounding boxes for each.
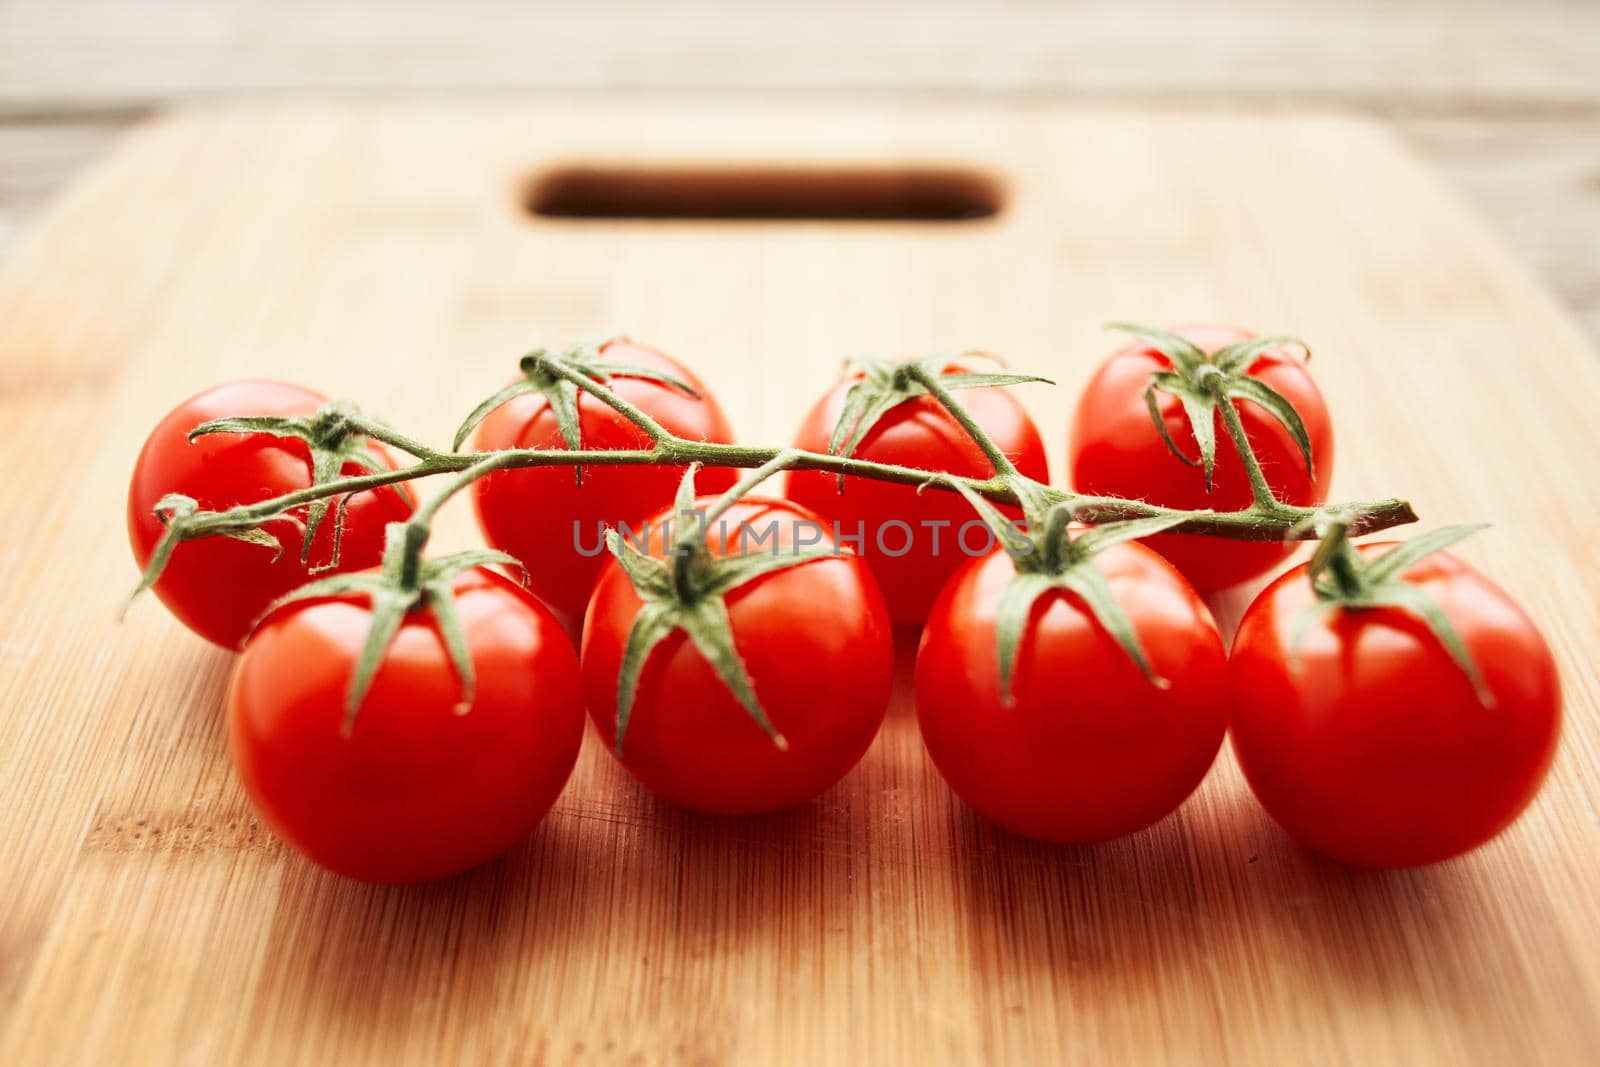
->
[122,328,1561,884]
[1228,547,1562,869]
[914,541,1230,844]
[1068,325,1334,593]
[471,340,739,631]
[580,496,895,816]
[126,380,414,648]
[227,567,585,884]
[786,357,1050,626]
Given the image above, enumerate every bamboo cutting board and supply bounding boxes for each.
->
[1,102,1598,1066]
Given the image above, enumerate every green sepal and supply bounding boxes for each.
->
[189,401,389,564]
[1213,334,1310,374]
[1071,511,1196,556]
[994,571,1055,704]
[670,461,702,535]
[604,484,838,755]
[1223,374,1315,481]
[829,377,908,465]
[250,536,523,731]
[122,494,200,618]
[588,360,698,396]
[936,371,1056,391]
[414,548,524,718]
[1145,372,1217,484]
[1107,322,1206,374]
[1364,524,1488,585]
[944,471,1190,699]
[1114,322,1317,490]
[301,436,387,564]
[342,585,413,734]
[122,494,292,620]
[988,552,1174,705]
[451,377,541,451]
[823,355,1050,489]
[613,601,680,751]
[941,477,1033,564]
[506,346,588,487]
[701,546,837,597]
[221,526,286,560]
[1366,582,1493,706]
[1297,523,1495,707]
[606,528,673,598]
[450,339,701,481]
[679,596,787,750]
[186,415,308,440]
[1056,561,1170,689]
[307,493,354,575]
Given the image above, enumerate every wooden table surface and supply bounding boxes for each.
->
[1,99,1598,1066]
[2,0,1600,345]
[3,7,1599,1065]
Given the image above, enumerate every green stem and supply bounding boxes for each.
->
[902,362,1018,478]
[1040,503,1074,572]
[701,449,801,529]
[1207,373,1278,510]
[1321,527,1368,598]
[345,413,451,463]
[668,451,802,601]
[396,521,430,590]
[530,350,671,442]
[179,431,1416,548]
[166,348,1419,572]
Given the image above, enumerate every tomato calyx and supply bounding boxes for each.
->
[607,460,836,755]
[450,338,701,485]
[122,492,292,618]
[1111,322,1316,491]
[823,355,1051,489]
[186,399,393,566]
[1294,515,1495,705]
[255,522,523,733]
[943,476,1193,703]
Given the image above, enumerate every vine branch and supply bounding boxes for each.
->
[154,349,1419,586]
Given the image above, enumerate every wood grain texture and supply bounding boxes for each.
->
[6,2,1600,345]
[1,103,1598,1066]
[10,113,1600,346]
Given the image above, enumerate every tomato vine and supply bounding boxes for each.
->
[129,332,1423,727]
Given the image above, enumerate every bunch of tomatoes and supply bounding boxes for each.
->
[126,330,1562,883]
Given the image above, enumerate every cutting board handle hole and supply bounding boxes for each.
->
[523,164,1003,222]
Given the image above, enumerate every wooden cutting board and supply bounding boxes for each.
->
[2,102,1598,1066]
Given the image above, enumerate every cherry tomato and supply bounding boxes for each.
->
[915,543,1229,843]
[228,568,584,883]
[472,341,737,630]
[1229,547,1561,867]
[1069,325,1334,592]
[785,362,1049,625]
[581,497,893,815]
[127,381,413,648]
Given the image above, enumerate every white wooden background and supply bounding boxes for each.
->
[0,0,1598,342]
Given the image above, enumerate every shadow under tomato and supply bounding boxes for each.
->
[233,812,613,1058]
[947,758,1590,1059]
[1219,791,1593,1054]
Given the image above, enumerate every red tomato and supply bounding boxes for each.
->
[785,363,1049,625]
[127,381,413,648]
[472,341,737,630]
[1229,547,1560,867]
[228,568,585,883]
[581,497,893,815]
[1069,325,1334,592]
[915,543,1229,843]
